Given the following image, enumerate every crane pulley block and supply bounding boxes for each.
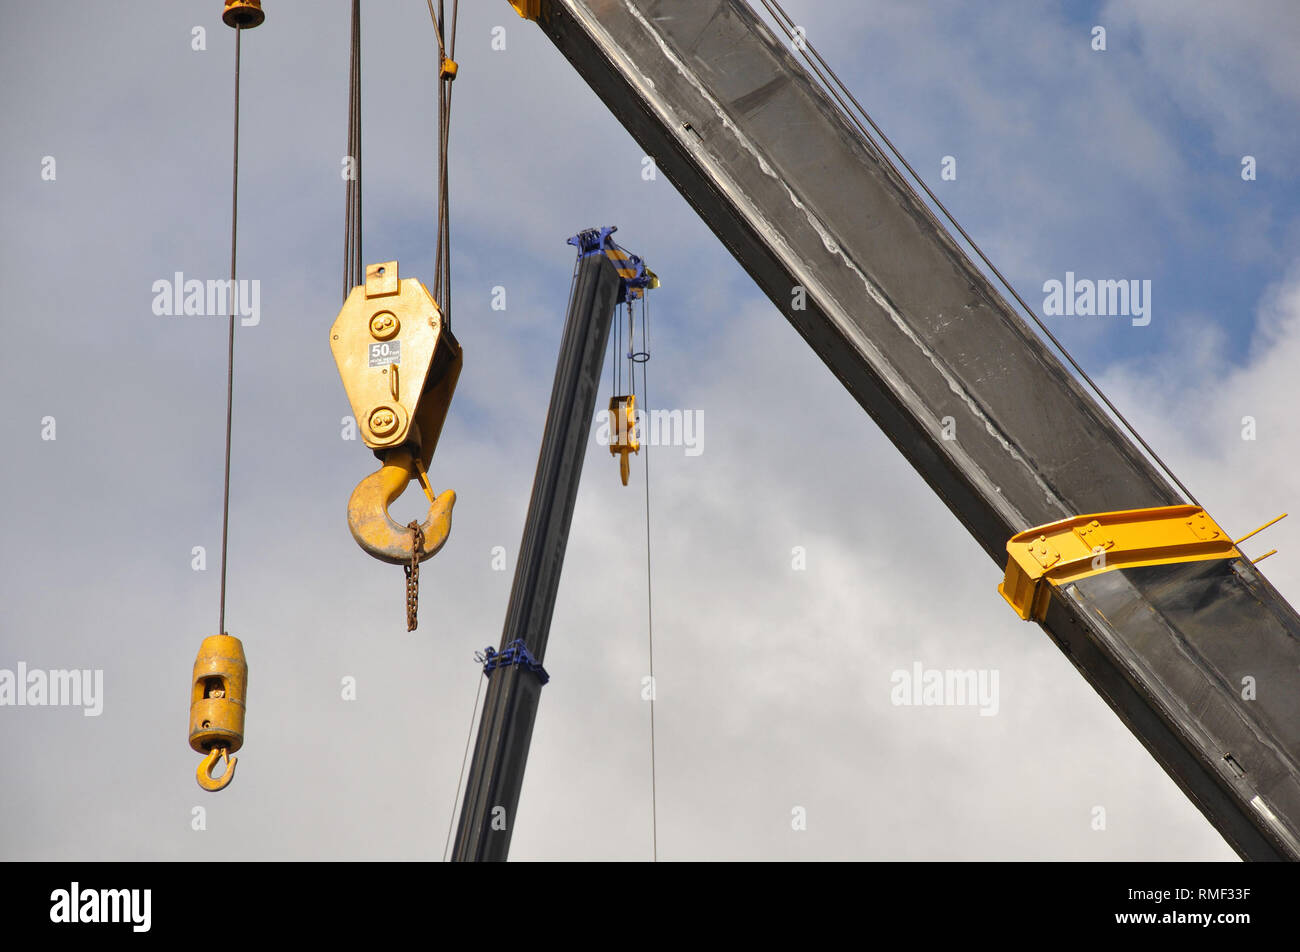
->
[331,260,462,460]
[189,634,248,791]
[608,393,639,486]
[331,261,463,566]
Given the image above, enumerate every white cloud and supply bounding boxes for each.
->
[1101,264,1300,595]
[1102,0,1300,164]
[2,0,1291,862]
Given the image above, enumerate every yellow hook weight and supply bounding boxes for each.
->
[608,394,640,486]
[189,634,247,792]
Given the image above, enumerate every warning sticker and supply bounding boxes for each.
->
[368,340,400,367]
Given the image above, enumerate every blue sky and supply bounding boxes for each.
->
[774,0,1300,373]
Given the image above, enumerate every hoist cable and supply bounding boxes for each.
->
[442,667,485,861]
[425,0,446,58]
[343,0,362,300]
[628,303,636,401]
[754,0,1199,508]
[640,331,658,862]
[442,0,458,322]
[612,300,622,396]
[426,0,459,327]
[217,25,243,637]
[643,283,652,361]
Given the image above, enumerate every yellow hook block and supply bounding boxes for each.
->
[332,261,463,564]
[189,634,247,792]
[609,394,640,486]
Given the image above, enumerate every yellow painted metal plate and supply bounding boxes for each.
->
[509,0,542,20]
[999,505,1242,621]
[330,261,445,451]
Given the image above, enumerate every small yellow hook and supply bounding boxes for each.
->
[197,747,238,792]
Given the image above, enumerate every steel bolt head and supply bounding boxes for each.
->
[369,407,399,437]
[370,311,399,340]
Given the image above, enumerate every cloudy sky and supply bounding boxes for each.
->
[2,0,1298,861]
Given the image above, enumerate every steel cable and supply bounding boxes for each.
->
[217,26,243,636]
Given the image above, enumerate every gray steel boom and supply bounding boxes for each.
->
[453,247,622,861]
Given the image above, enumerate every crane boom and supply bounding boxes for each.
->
[454,235,630,860]
[463,0,1300,859]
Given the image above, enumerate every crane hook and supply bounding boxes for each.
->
[197,747,238,792]
[347,445,456,565]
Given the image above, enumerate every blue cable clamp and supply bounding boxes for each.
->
[475,639,550,685]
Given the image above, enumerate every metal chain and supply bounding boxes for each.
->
[406,521,425,631]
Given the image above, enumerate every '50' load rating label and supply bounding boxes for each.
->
[368,340,400,367]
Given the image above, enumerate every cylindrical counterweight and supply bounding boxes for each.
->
[189,634,247,755]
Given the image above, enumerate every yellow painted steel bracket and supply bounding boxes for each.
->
[331,261,463,565]
[999,505,1243,622]
[508,0,543,20]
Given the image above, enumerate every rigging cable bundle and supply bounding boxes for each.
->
[330,0,464,632]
